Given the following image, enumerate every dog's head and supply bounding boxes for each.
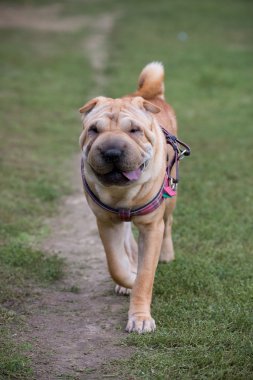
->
[79,96,162,186]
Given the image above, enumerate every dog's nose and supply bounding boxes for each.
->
[103,148,122,162]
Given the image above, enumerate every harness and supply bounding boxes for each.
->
[81,126,191,221]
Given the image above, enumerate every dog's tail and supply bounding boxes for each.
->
[136,62,165,100]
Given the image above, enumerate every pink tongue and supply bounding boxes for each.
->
[122,168,142,181]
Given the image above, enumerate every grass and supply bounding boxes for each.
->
[0,0,253,378]
[101,0,253,378]
[0,1,95,377]
[0,326,33,380]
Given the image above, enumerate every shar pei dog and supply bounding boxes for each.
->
[79,62,190,333]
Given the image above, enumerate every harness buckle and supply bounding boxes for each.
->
[179,149,187,160]
[118,208,132,222]
[170,178,178,191]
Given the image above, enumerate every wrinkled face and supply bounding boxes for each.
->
[79,96,160,186]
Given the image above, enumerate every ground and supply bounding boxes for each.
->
[24,156,133,379]
[0,3,133,378]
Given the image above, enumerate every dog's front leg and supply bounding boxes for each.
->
[126,216,164,333]
[96,219,136,289]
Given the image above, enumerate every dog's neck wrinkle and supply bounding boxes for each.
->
[92,182,140,209]
[132,179,162,206]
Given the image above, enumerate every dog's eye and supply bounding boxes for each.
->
[88,125,99,135]
[130,127,141,134]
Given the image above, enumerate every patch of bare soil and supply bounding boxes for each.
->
[84,12,119,93]
[23,156,133,379]
[0,4,90,32]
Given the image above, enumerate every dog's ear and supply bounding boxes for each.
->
[132,96,161,114]
[143,100,161,114]
[79,98,98,114]
[79,96,109,115]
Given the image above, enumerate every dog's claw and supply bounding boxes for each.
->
[125,316,156,333]
[115,284,131,296]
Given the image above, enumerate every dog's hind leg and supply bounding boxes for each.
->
[96,219,136,290]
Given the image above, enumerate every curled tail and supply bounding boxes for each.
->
[136,62,165,100]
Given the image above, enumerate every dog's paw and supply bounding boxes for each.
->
[159,250,175,263]
[115,284,131,296]
[125,315,156,333]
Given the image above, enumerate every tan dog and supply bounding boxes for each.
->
[79,62,181,333]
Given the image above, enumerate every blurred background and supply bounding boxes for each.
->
[0,0,252,378]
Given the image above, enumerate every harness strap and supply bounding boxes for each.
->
[160,127,191,189]
[81,158,165,221]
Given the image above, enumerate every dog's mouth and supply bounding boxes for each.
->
[94,160,149,186]
[121,160,149,181]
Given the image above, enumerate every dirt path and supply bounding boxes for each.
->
[1,5,133,379]
[25,157,133,379]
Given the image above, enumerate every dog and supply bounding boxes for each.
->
[79,62,190,333]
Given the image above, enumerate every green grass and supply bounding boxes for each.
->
[0,0,253,378]
[0,1,96,377]
[0,324,33,380]
[101,0,253,378]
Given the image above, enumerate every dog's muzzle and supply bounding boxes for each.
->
[102,148,122,163]
[88,142,148,186]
